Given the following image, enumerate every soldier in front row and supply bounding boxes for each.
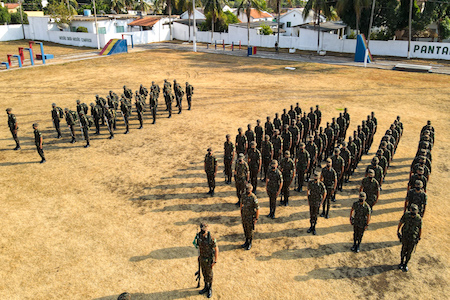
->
[350,192,371,253]
[404,180,427,218]
[6,108,20,150]
[279,150,295,206]
[64,108,77,143]
[104,104,115,139]
[234,153,249,205]
[240,183,260,251]
[186,82,194,110]
[295,142,310,192]
[193,223,218,298]
[33,123,46,163]
[120,98,130,134]
[320,158,337,219]
[79,111,90,148]
[51,103,62,138]
[90,102,102,135]
[307,171,326,235]
[260,135,273,182]
[224,134,235,184]
[266,160,283,219]
[247,141,261,193]
[397,204,422,272]
[135,94,145,129]
[204,147,218,196]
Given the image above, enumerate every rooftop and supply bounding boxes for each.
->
[128,17,162,27]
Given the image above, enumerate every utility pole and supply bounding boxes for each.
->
[19,0,25,39]
[407,0,413,59]
[367,0,376,48]
[93,0,100,49]
[193,0,197,52]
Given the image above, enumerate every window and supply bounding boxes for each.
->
[116,26,125,33]
[287,22,291,28]
[98,27,106,34]
[70,26,77,32]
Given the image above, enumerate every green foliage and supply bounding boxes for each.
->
[47,2,72,27]
[10,10,28,24]
[369,28,391,41]
[23,0,43,11]
[199,11,232,32]
[440,17,450,41]
[260,23,273,35]
[0,6,12,24]
[347,31,356,39]
[223,10,239,24]
[77,26,88,32]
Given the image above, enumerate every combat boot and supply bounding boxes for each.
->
[355,243,360,253]
[307,226,313,233]
[402,264,408,272]
[312,225,317,235]
[199,283,209,295]
[351,243,357,252]
[246,239,252,250]
[207,283,213,298]
[241,239,249,248]
[210,189,215,197]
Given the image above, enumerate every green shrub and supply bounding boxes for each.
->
[77,26,88,33]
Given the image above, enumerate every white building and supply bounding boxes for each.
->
[279,8,325,36]
[180,8,205,20]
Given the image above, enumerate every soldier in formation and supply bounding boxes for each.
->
[223,134,235,184]
[6,108,20,150]
[234,153,249,205]
[397,204,422,272]
[350,192,371,253]
[33,123,46,163]
[266,160,283,219]
[307,171,326,235]
[51,103,63,138]
[240,183,260,250]
[204,147,218,196]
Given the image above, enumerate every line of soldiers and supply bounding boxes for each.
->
[396,121,433,272]
[5,81,194,162]
[352,116,403,253]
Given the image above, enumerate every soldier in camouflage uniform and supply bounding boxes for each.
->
[76,99,89,115]
[235,128,248,156]
[295,102,302,116]
[289,119,300,159]
[365,157,384,189]
[288,105,297,123]
[347,136,357,175]
[281,124,292,154]
[350,192,371,253]
[90,103,101,135]
[397,204,422,272]
[376,149,388,180]
[186,82,194,110]
[78,111,90,148]
[266,160,283,219]
[64,108,77,143]
[281,108,290,127]
[320,158,337,219]
[149,84,158,124]
[265,116,274,139]
[331,148,345,194]
[51,103,63,138]
[139,84,148,102]
[135,93,145,129]
[308,107,317,131]
[410,156,430,181]
[307,171,326,235]
[245,124,255,146]
[324,123,334,158]
[404,181,427,218]
[204,147,218,196]
[313,130,323,164]
[174,79,184,114]
[279,150,295,206]
[301,112,311,140]
[123,85,133,100]
[255,119,264,152]
[271,129,283,161]
[234,153,249,205]
[193,223,218,298]
[247,141,261,193]
[261,135,273,182]
[273,113,282,131]
[120,98,130,134]
[336,113,347,142]
[314,105,322,130]
[360,169,380,208]
[305,136,318,180]
[104,104,115,139]
[340,142,352,183]
[408,167,427,193]
[33,123,46,163]
[295,142,310,192]
[224,134,235,184]
[343,108,350,135]
[6,108,20,150]
[240,183,260,250]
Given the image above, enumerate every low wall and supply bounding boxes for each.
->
[0,24,25,41]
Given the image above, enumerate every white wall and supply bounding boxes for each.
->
[0,24,25,41]
[48,31,99,48]
[180,9,205,20]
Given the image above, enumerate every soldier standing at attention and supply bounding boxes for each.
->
[247,141,261,193]
[331,148,345,194]
[359,169,380,208]
[281,124,292,154]
[51,103,63,138]
[120,98,130,134]
[337,113,347,142]
[279,150,295,206]
[281,108,290,127]
[254,119,264,152]
[265,116,274,138]
[149,86,157,124]
[273,113,282,131]
[308,107,317,132]
[193,223,218,298]
[340,142,352,183]
[6,108,20,150]
[307,171,326,235]
[343,108,350,135]
[90,103,101,135]
[404,181,427,218]
[289,120,300,159]
[295,102,302,116]
[235,128,248,156]
[240,183,260,251]
[104,104,115,139]
[266,160,283,219]
[33,123,46,163]
[224,134,235,184]
[78,111,91,148]
[324,123,334,157]
[245,124,255,146]
[288,105,297,123]
[135,94,145,129]
[271,129,283,161]
[64,108,77,143]
[261,135,273,182]
[350,192,371,253]
[320,158,337,219]
[397,204,422,272]
[295,142,310,192]
[204,148,218,196]
[123,85,133,100]
[234,153,249,205]
[366,157,384,189]
[314,105,322,129]
[305,136,318,180]
[313,130,323,164]
[186,82,194,110]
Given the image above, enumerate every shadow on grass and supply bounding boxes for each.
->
[294,264,398,281]
[93,288,199,300]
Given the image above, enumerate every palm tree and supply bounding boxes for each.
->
[202,0,225,43]
[276,0,291,53]
[179,0,194,41]
[236,0,265,46]
[154,0,177,40]
[336,0,370,34]
[136,0,152,14]
[109,0,125,14]
[303,0,334,51]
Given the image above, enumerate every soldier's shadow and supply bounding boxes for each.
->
[93,288,199,300]
[294,264,398,281]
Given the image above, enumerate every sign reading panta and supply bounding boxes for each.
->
[413,44,450,55]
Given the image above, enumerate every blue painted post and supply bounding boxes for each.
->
[215,41,217,50]
[13,55,22,67]
[38,42,46,64]
[207,43,209,49]
[130,35,134,49]
[24,48,34,66]
[1,62,10,69]
[232,42,234,51]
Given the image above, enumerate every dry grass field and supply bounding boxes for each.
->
[0,45,449,300]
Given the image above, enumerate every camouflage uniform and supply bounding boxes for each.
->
[224,140,235,184]
[261,139,273,181]
[79,112,90,147]
[281,128,292,153]
[105,107,116,138]
[186,82,194,110]
[271,134,283,161]
[241,192,259,239]
[331,153,345,192]
[405,189,427,217]
[7,110,20,149]
[90,103,102,134]
[235,133,247,156]
[196,231,217,285]
[307,178,326,231]
[351,199,371,252]
[288,123,300,158]
[205,152,218,195]
[135,97,145,129]
[255,123,264,151]
[273,115,282,131]
[264,119,274,138]
[409,173,427,192]
[51,105,62,138]
[235,160,249,203]
[360,177,379,207]
[398,209,422,271]
[33,125,45,162]
[321,166,337,218]
[266,165,283,218]
[120,99,130,134]
[295,148,310,191]
[65,110,77,143]
[248,147,261,193]
[305,141,318,178]
[279,155,295,205]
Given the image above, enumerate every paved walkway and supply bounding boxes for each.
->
[2,41,450,75]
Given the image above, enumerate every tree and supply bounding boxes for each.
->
[47,1,73,28]
[303,0,334,50]
[109,0,126,13]
[179,0,194,41]
[260,23,273,34]
[0,6,12,24]
[276,0,291,52]
[23,0,43,11]
[136,0,151,13]
[203,0,226,42]
[337,0,370,34]
[10,9,28,24]
[236,0,265,46]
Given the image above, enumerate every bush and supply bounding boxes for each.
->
[369,28,393,41]
[347,31,357,39]
[76,26,88,33]
[10,10,28,25]
[260,24,273,35]
[0,6,12,24]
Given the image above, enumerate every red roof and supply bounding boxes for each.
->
[128,17,161,27]
[250,9,272,19]
[5,3,21,9]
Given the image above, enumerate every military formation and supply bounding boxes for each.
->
[5,81,194,162]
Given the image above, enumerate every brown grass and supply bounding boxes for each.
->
[0,48,449,300]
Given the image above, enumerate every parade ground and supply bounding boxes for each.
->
[0,44,449,299]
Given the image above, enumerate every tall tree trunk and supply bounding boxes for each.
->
[169,0,172,40]
[356,8,360,35]
[211,13,214,43]
[247,6,250,46]
[277,0,280,52]
[188,12,191,42]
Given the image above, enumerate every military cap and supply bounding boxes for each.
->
[316,105,319,108]
[313,171,320,178]
[372,157,379,163]
[152,81,155,84]
[308,135,314,140]
[376,149,383,154]
[79,110,84,115]
[284,150,290,156]
[245,183,253,191]
[238,153,244,158]
[117,292,131,300]
[410,204,419,213]
[326,158,332,163]
[257,119,260,123]
[207,147,212,152]
[420,142,429,148]
[427,120,431,125]
[186,82,188,85]
[96,94,99,97]
[275,129,280,134]
[368,169,375,176]
[32,123,38,127]
[173,79,177,82]
[341,141,347,147]
[419,156,426,161]
[6,108,11,112]
[420,149,427,154]
[270,159,278,166]
[386,129,392,134]
[265,134,270,140]
[284,124,289,128]
[238,127,242,132]
[76,100,80,104]
[299,142,305,147]
[200,222,208,228]
[381,141,387,147]
[334,148,340,153]
[226,134,230,138]
[415,180,423,188]
[359,192,367,199]
[52,103,56,106]
[417,166,424,172]
[250,141,256,146]
[90,102,94,106]
[64,108,69,111]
